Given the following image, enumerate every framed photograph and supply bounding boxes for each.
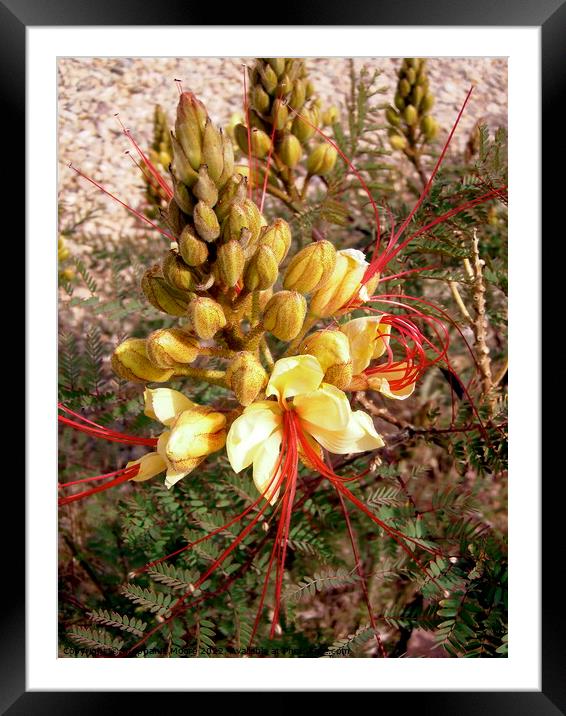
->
[14,0,553,709]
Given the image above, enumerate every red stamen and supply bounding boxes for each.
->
[58,405,158,448]
[68,163,178,242]
[58,464,140,506]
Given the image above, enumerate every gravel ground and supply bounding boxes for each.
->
[58,57,507,241]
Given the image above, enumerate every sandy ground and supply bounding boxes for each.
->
[58,56,507,240]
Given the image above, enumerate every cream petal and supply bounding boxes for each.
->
[164,469,190,489]
[341,316,388,374]
[144,388,196,427]
[127,451,167,482]
[368,362,417,400]
[266,355,324,403]
[294,383,351,431]
[303,408,384,455]
[252,430,283,505]
[226,401,282,473]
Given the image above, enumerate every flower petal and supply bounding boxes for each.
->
[144,387,196,427]
[303,408,384,454]
[226,401,282,473]
[294,383,351,431]
[266,355,324,403]
[341,316,390,374]
[367,362,417,400]
[127,451,167,482]
[252,430,283,505]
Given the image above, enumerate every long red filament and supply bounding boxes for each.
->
[59,464,140,505]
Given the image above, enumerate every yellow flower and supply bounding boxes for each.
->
[367,361,417,400]
[127,388,227,488]
[309,249,371,318]
[340,315,391,375]
[226,355,384,504]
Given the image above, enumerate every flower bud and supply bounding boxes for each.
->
[322,106,339,126]
[399,78,411,97]
[260,218,292,263]
[170,132,199,187]
[309,249,369,318]
[406,67,417,85]
[215,240,245,288]
[385,106,401,127]
[166,407,227,471]
[242,199,263,246]
[146,328,201,369]
[411,85,424,108]
[421,93,435,112]
[187,297,226,339]
[299,330,353,389]
[193,165,219,207]
[175,92,207,171]
[215,173,247,222]
[267,58,286,77]
[252,84,270,114]
[260,64,278,94]
[394,93,405,111]
[263,290,307,341]
[162,250,197,292]
[193,200,221,242]
[141,266,192,316]
[216,131,235,189]
[244,245,279,291]
[178,226,209,266]
[290,79,306,111]
[283,239,337,294]
[403,105,418,126]
[306,144,337,176]
[420,115,438,140]
[279,134,302,169]
[111,338,173,383]
[172,177,194,215]
[389,132,408,151]
[202,119,224,184]
[291,110,316,143]
[225,352,268,406]
[271,99,289,130]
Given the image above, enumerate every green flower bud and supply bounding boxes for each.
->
[215,240,245,288]
[260,64,278,94]
[175,92,207,171]
[234,124,272,159]
[386,106,401,127]
[291,112,315,143]
[170,131,199,187]
[162,250,197,292]
[403,104,418,126]
[244,245,278,291]
[411,85,424,108]
[260,218,292,263]
[405,67,417,85]
[165,196,188,236]
[305,79,316,98]
[399,78,411,97]
[394,93,405,111]
[290,79,306,111]
[278,73,292,95]
[187,297,227,339]
[420,115,438,140]
[146,328,201,369]
[193,165,219,207]
[172,177,194,215]
[272,99,289,130]
[225,351,268,406]
[112,338,173,383]
[263,290,307,341]
[241,198,263,248]
[267,58,286,77]
[322,106,339,126]
[279,133,302,169]
[222,203,250,244]
[306,144,337,176]
[252,84,271,114]
[299,329,353,389]
[421,93,435,112]
[283,239,337,294]
[178,226,209,266]
[216,130,235,189]
[201,119,224,184]
[141,266,192,316]
[193,200,220,242]
[216,173,247,222]
[389,132,408,151]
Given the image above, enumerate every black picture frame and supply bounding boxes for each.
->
[14,0,554,710]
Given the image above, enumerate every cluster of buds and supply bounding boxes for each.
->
[386,59,438,173]
[142,104,173,219]
[234,59,339,205]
